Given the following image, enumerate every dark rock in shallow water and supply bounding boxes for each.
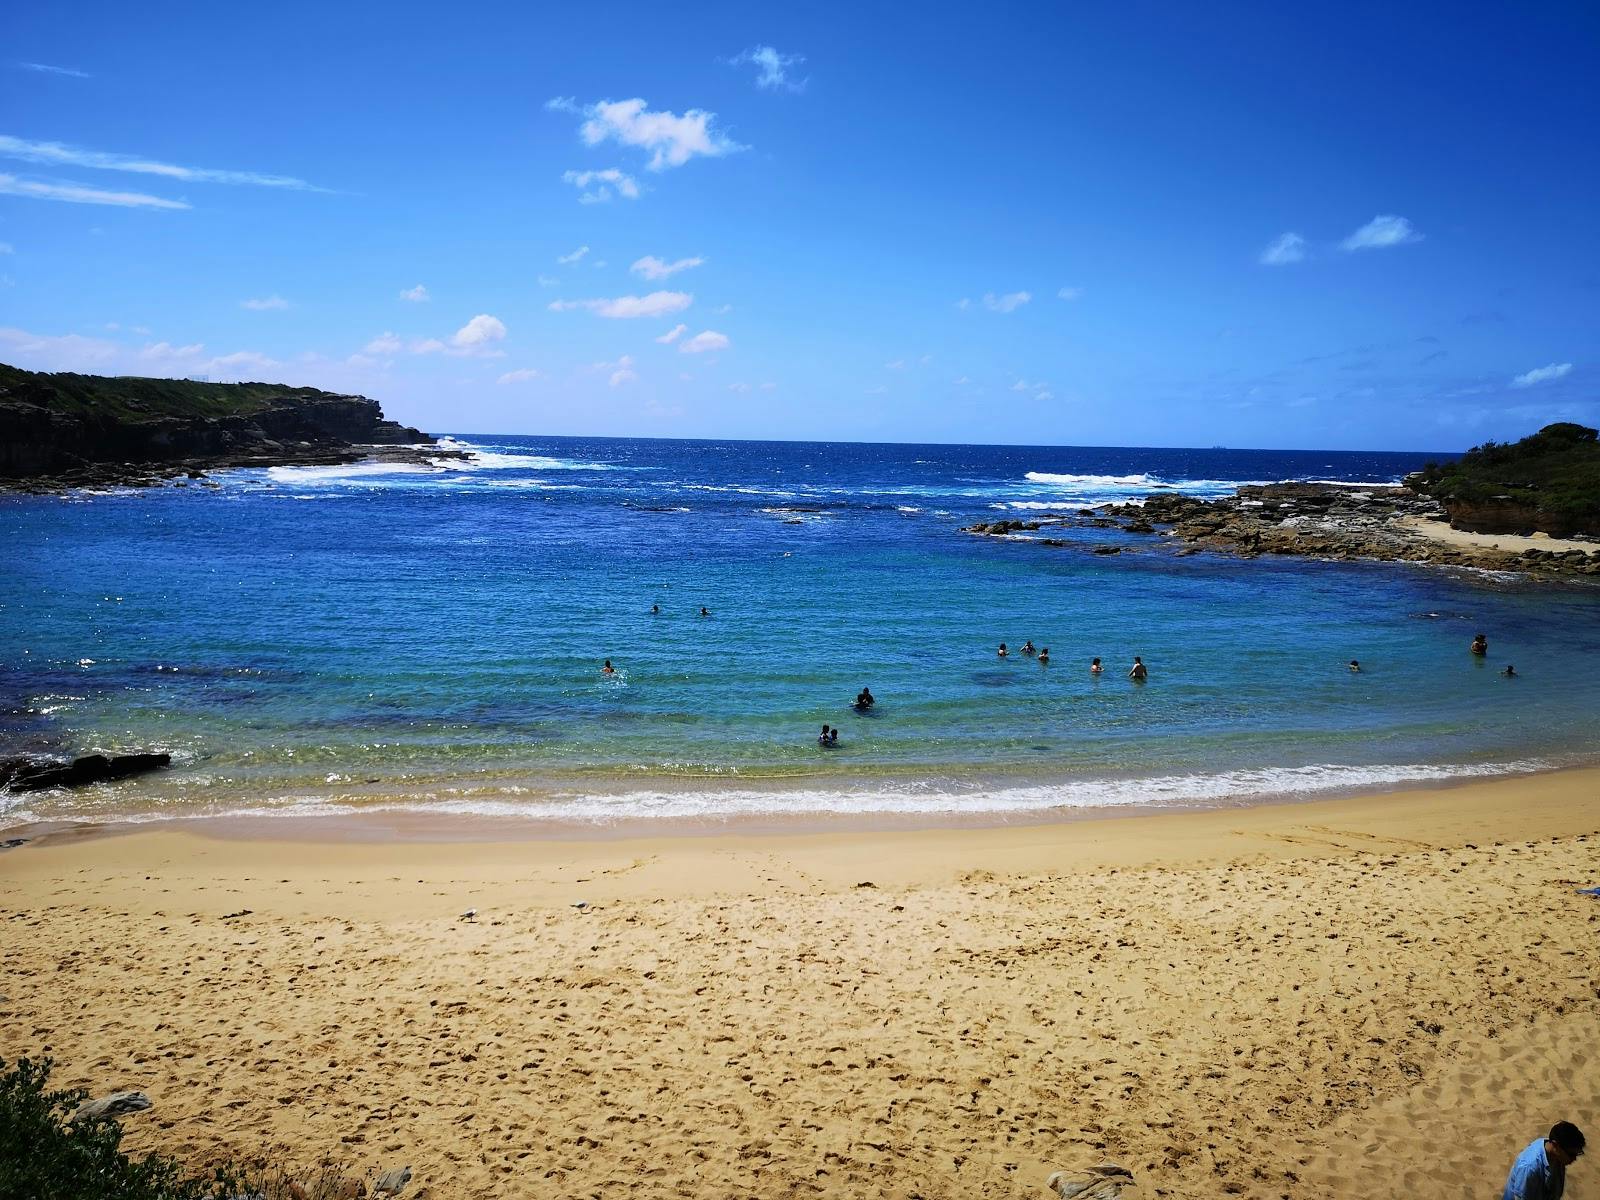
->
[6,752,171,792]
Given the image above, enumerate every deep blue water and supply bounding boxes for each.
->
[3,435,1598,827]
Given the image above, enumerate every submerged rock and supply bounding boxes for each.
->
[5,752,171,792]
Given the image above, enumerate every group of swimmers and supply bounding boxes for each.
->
[647,604,711,616]
[997,642,1151,679]
[1470,631,1517,676]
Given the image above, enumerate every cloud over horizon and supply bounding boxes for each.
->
[1510,362,1572,388]
[549,291,692,319]
[547,97,742,171]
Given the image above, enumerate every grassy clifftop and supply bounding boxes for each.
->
[0,362,430,483]
[0,363,350,422]
[1411,422,1600,536]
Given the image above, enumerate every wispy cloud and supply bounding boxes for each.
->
[1510,362,1572,388]
[241,295,289,311]
[497,368,539,384]
[549,291,692,319]
[593,354,637,387]
[399,284,429,302]
[0,242,12,254]
[885,359,905,370]
[556,245,590,265]
[1057,286,1084,300]
[0,173,189,209]
[16,62,90,78]
[1341,215,1421,252]
[982,291,1031,313]
[1259,232,1306,265]
[727,45,806,92]
[561,168,639,203]
[679,329,729,354]
[546,97,742,171]
[0,135,323,190]
[631,255,704,280]
[655,323,688,344]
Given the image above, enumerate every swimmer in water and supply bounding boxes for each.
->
[997,642,1009,658]
[601,659,615,676]
[1471,632,1488,656]
[1038,647,1050,665]
[1090,657,1103,675]
[854,686,875,710]
[828,727,839,745]
[651,604,660,614]
[1349,659,1361,672]
[1128,655,1148,681]
[700,606,711,617]
[1021,640,1036,656]
[818,724,833,746]
[1502,664,1517,677]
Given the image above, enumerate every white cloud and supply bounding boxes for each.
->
[497,368,539,384]
[140,340,204,360]
[549,291,692,319]
[1259,233,1306,265]
[364,331,404,355]
[983,291,1031,313]
[1035,390,1055,401]
[760,382,777,391]
[1341,215,1421,252]
[679,329,729,354]
[1057,285,1084,300]
[17,62,91,78]
[411,337,446,355]
[0,242,12,254]
[0,172,188,209]
[596,354,638,387]
[864,385,887,395]
[0,326,120,370]
[631,255,704,280]
[561,168,640,203]
[728,381,751,394]
[399,284,429,302]
[451,314,507,351]
[655,323,688,344]
[557,245,590,265]
[952,376,971,385]
[200,350,277,378]
[241,295,289,311]
[0,135,321,190]
[728,45,806,92]
[957,298,971,311]
[548,96,743,171]
[885,359,905,370]
[536,274,559,287]
[1510,362,1573,388]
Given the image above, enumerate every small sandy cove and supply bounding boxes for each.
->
[3,773,1597,1200]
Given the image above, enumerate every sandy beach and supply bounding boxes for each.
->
[3,773,1597,1199]
[1396,514,1600,556]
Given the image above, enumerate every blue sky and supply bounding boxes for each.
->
[2,1,1596,450]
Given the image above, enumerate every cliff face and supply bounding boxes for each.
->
[0,364,431,481]
[1407,422,1600,538]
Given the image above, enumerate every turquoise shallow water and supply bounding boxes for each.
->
[2,436,1598,827]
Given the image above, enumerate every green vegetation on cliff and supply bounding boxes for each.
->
[0,362,337,423]
[1412,423,1600,535]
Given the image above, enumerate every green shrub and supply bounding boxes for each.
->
[1411,422,1600,532]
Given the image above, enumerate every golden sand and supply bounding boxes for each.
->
[3,771,1598,1199]
[1396,514,1600,556]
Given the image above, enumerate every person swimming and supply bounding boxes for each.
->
[1128,655,1148,681]
[997,642,1009,658]
[650,604,660,614]
[1471,632,1488,656]
[1502,664,1517,677]
[1349,659,1361,672]
[1090,657,1103,675]
[1037,647,1050,665]
[819,723,834,746]
[700,606,711,617]
[1020,640,1036,656]
[854,686,875,710]
[601,659,616,676]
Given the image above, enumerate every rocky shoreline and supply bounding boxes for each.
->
[965,482,1600,579]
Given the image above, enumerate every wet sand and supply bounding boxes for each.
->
[3,770,1597,1198]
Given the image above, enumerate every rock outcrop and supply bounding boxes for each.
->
[965,483,1600,579]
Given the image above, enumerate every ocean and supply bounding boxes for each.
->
[3,435,1598,829]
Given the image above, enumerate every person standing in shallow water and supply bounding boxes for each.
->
[1128,656,1148,681]
[1090,657,1103,675]
[1472,632,1489,656]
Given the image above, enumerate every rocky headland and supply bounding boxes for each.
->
[0,362,456,492]
[966,482,1600,579]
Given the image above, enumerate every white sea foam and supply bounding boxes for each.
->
[43,758,1558,828]
[1026,471,1157,487]
[266,461,441,484]
[436,437,628,471]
